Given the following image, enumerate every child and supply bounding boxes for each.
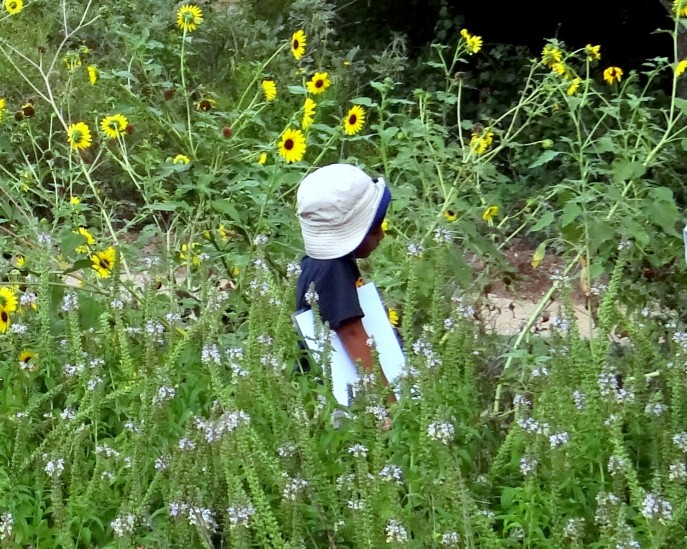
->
[295,163,394,399]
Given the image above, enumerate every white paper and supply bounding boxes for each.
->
[294,283,405,406]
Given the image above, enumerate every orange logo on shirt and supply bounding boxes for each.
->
[355,277,364,288]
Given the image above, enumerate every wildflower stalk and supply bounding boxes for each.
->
[37,267,53,368]
[230,432,286,549]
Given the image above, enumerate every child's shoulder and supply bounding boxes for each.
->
[298,254,361,282]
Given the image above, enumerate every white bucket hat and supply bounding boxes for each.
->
[297,163,386,260]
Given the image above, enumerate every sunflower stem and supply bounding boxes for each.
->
[179,28,195,155]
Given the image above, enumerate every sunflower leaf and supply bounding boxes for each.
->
[350,97,375,107]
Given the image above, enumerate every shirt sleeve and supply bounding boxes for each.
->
[311,259,363,331]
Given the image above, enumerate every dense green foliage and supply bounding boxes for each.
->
[1,0,687,547]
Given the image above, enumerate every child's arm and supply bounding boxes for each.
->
[337,317,397,404]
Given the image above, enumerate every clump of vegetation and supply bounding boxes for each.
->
[0,0,687,546]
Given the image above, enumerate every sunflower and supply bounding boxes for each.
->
[541,44,563,68]
[443,209,458,222]
[301,97,316,129]
[91,247,116,278]
[343,105,365,136]
[176,4,203,32]
[258,152,267,165]
[0,287,17,313]
[460,29,482,54]
[585,44,601,61]
[278,128,306,163]
[101,114,128,139]
[67,122,92,150]
[567,77,581,96]
[75,227,95,254]
[603,66,623,85]
[21,102,34,118]
[0,306,9,334]
[381,219,389,232]
[306,72,331,95]
[5,0,22,15]
[262,80,277,102]
[482,205,499,222]
[677,60,687,77]
[173,154,190,165]
[675,0,687,17]
[291,30,306,60]
[194,98,216,112]
[19,350,36,371]
[550,62,567,77]
[63,52,81,71]
[87,65,98,85]
[70,196,81,205]
[470,128,494,155]
[388,308,399,327]
[0,98,5,121]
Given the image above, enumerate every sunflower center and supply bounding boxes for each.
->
[284,138,294,151]
[447,210,455,217]
[1,311,8,323]
[72,130,83,141]
[293,39,300,49]
[315,79,323,88]
[22,356,31,363]
[349,114,357,124]
[9,1,17,7]
[101,257,111,269]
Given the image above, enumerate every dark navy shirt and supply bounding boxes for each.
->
[295,255,363,330]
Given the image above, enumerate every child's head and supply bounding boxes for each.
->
[297,163,391,260]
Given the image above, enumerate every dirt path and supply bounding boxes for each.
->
[475,241,596,338]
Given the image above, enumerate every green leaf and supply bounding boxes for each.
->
[648,186,674,203]
[646,187,680,237]
[211,200,242,223]
[612,160,646,183]
[501,487,517,509]
[111,69,139,82]
[287,85,307,95]
[675,97,687,115]
[589,219,615,251]
[561,202,582,227]
[530,211,555,231]
[594,136,617,154]
[528,150,561,169]
[148,202,182,211]
[350,97,375,107]
[531,242,547,269]
[377,126,399,146]
[63,258,92,275]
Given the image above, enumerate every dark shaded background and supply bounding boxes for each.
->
[340,0,673,68]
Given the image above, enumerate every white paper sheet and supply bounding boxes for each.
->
[294,283,405,406]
